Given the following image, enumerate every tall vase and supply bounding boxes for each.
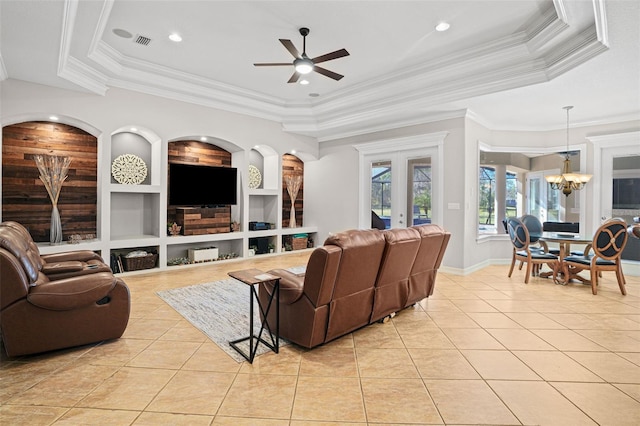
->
[34,154,71,245]
[284,174,302,229]
[289,199,297,228]
[50,204,63,244]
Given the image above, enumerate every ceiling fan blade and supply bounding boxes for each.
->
[312,48,350,64]
[313,65,344,81]
[254,63,292,67]
[279,39,301,58]
[287,72,301,84]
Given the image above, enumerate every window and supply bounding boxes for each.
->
[478,166,517,233]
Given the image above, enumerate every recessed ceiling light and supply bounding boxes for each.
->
[291,150,296,154]
[49,115,59,121]
[113,28,133,38]
[435,22,450,32]
[200,137,207,141]
[169,33,182,42]
[299,79,310,85]
[130,127,137,132]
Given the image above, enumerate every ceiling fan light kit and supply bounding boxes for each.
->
[254,27,350,83]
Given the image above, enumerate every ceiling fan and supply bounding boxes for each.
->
[254,27,350,83]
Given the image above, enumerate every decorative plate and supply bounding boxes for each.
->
[248,165,262,189]
[111,154,148,185]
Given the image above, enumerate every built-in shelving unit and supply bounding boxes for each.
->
[31,128,317,274]
[39,134,317,273]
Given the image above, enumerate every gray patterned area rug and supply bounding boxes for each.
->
[156,266,305,362]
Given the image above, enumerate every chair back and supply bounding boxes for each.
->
[507,217,529,251]
[592,220,628,261]
[520,215,543,243]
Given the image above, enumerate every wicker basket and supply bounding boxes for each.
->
[292,237,308,251]
[123,253,158,271]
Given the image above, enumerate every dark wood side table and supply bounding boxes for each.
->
[227,268,280,363]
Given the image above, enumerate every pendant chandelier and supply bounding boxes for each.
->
[545,106,592,197]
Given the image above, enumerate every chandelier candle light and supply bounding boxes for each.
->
[34,154,71,244]
[545,106,592,196]
[284,174,303,228]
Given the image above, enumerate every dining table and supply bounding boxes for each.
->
[538,232,592,284]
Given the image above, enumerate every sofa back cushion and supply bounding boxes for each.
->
[371,227,421,321]
[0,226,42,284]
[323,229,385,341]
[302,245,342,307]
[408,224,450,303]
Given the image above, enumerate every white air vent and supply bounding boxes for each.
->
[134,35,151,46]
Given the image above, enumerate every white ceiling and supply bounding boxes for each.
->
[1,0,638,141]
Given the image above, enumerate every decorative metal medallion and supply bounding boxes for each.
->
[111,154,148,185]
[248,164,262,189]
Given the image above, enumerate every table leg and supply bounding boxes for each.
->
[229,280,280,363]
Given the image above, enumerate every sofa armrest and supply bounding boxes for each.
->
[265,269,305,304]
[27,272,117,311]
[41,250,103,263]
[41,261,84,275]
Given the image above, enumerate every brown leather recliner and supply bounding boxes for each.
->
[0,225,130,357]
[261,229,385,348]
[260,226,449,349]
[0,221,111,280]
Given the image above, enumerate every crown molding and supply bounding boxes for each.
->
[54,0,613,141]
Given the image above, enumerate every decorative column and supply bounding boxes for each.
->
[34,154,71,244]
[495,164,507,231]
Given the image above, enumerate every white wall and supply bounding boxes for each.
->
[2,79,639,274]
[0,79,318,158]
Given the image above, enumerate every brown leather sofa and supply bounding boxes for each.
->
[0,221,112,279]
[0,224,130,357]
[260,224,450,348]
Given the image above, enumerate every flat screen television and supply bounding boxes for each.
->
[169,163,237,206]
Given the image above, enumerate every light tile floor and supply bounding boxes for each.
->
[2,252,640,425]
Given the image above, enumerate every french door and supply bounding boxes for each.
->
[363,148,437,229]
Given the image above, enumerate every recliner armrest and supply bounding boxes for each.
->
[41,250,103,263]
[265,269,305,304]
[27,272,117,311]
[41,261,84,275]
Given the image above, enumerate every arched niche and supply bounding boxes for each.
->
[250,144,278,191]
[2,120,98,242]
[166,138,235,231]
[282,153,304,228]
[111,125,161,186]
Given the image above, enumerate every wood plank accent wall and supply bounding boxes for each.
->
[167,140,232,232]
[2,121,97,242]
[282,154,304,228]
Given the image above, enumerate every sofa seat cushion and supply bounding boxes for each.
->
[27,272,117,310]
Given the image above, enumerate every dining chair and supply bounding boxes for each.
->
[507,217,559,284]
[563,219,629,295]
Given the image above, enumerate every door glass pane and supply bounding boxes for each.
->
[409,158,431,226]
[546,184,560,221]
[528,175,544,220]
[371,161,391,229]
